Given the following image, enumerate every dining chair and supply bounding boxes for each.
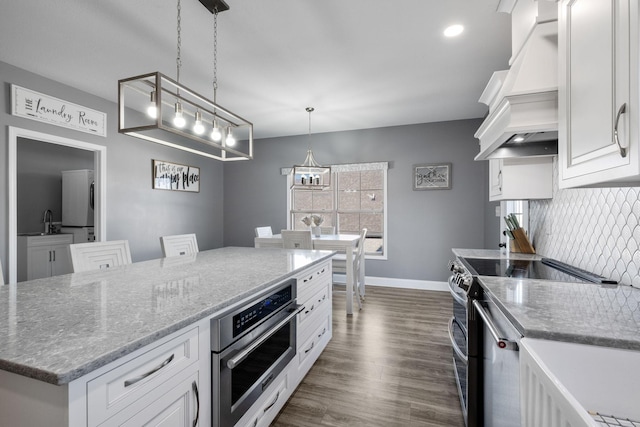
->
[69,240,132,272]
[160,233,199,257]
[333,228,367,308]
[255,226,273,237]
[319,226,336,234]
[281,229,313,249]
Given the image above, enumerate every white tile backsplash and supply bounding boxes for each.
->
[530,159,640,288]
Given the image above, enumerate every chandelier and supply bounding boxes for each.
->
[118,0,253,161]
[291,107,331,189]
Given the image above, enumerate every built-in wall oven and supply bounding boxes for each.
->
[211,279,302,427]
[448,256,616,427]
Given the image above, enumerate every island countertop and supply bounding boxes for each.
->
[0,247,334,385]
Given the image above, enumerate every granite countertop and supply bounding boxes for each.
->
[479,276,640,351]
[0,247,334,385]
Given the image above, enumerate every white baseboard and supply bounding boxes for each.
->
[332,274,448,292]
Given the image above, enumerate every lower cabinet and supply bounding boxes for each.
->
[17,234,73,281]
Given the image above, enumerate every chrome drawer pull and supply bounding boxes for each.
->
[472,300,518,351]
[263,391,281,413]
[124,353,175,387]
[192,380,199,427]
[305,342,315,354]
[614,103,628,157]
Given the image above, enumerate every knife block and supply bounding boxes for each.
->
[509,227,535,254]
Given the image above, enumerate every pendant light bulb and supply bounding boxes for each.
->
[173,102,186,128]
[147,90,158,119]
[225,127,236,146]
[211,119,222,142]
[193,110,205,135]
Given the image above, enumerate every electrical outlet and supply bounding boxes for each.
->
[495,206,501,217]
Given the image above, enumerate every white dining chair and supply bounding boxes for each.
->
[69,240,132,272]
[255,226,273,237]
[281,229,313,249]
[333,228,367,308]
[160,233,199,257]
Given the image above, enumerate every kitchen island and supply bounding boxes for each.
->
[0,246,335,426]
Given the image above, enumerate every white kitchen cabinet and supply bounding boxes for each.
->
[489,157,553,201]
[17,234,73,281]
[558,0,639,188]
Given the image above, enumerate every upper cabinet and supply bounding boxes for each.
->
[558,0,639,188]
[489,157,553,201]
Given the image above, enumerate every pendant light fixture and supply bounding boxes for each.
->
[118,0,253,161]
[291,107,331,189]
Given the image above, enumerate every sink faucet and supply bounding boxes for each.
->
[42,209,53,234]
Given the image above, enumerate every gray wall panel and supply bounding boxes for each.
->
[224,120,489,282]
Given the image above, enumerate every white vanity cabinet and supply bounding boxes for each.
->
[558,0,639,188]
[17,234,73,281]
[489,157,553,201]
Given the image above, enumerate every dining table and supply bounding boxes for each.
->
[254,233,362,315]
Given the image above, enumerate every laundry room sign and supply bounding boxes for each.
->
[11,84,107,137]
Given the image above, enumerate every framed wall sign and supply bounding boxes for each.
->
[413,163,452,190]
[11,84,107,137]
[152,159,200,192]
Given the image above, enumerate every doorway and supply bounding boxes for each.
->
[8,127,107,284]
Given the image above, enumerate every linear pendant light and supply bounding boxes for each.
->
[118,0,253,161]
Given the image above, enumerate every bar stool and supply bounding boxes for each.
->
[160,233,199,257]
[69,240,132,272]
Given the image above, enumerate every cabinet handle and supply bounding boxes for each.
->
[263,390,281,413]
[318,327,326,338]
[614,103,628,158]
[49,251,52,262]
[305,304,315,315]
[304,341,315,354]
[497,169,502,192]
[123,353,174,387]
[192,380,200,427]
[52,250,56,262]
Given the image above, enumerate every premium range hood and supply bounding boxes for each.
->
[474,19,558,160]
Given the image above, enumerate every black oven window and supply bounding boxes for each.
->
[230,323,291,405]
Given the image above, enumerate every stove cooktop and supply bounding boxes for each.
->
[458,257,617,284]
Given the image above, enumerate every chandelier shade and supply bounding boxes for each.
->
[118,72,253,161]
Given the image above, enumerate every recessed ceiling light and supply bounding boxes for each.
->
[444,24,464,38]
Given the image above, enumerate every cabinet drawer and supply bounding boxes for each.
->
[296,262,331,302]
[298,314,331,369]
[87,327,199,426]
[243,373,289,427]
[298,282,330,331]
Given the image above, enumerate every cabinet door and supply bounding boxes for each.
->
[559,0,636,188]
[489,160,503,199]
[50,244,73,276]
[118,373,199,427]
[27,246,52,281]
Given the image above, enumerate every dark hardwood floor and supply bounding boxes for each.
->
[272,286,465,427]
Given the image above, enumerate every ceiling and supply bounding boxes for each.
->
[0,0,511,140]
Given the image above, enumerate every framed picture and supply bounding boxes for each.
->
[413,163,452,190]
[152,159,200,192]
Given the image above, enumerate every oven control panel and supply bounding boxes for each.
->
[233,284,293,338]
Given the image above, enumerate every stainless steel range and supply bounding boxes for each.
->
[447,255,616,427]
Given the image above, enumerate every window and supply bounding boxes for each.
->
[286,162,388,259]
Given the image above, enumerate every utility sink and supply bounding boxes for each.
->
[520,338,640,426]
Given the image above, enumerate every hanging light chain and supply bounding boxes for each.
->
[307,107,314,149]
[176,0,182,83]
[212,7,218,102]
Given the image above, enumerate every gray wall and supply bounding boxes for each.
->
[223,120,490,282]
[0,60,225,283]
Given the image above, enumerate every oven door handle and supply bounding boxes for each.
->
[447,316,468,363]
[227,304,304,370]
[472,300,519,351]
[448,276,467,306]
